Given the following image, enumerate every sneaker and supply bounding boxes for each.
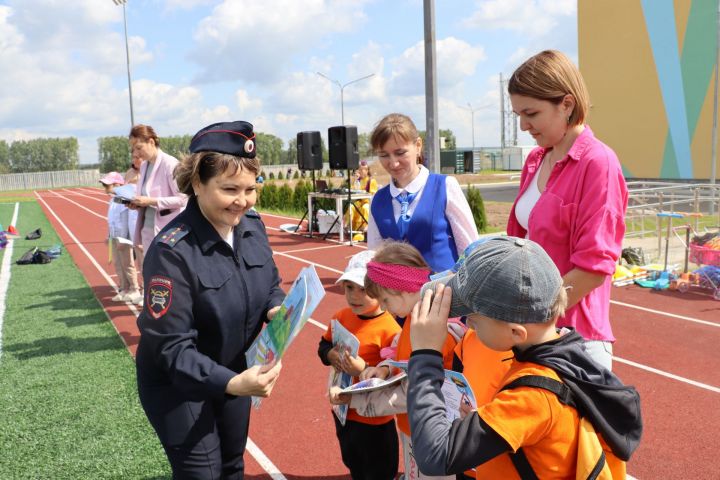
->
[125,291,143,305]
[111,291,126,302]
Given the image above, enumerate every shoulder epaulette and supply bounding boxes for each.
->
[245,208,260,219]
[158,224,190,248]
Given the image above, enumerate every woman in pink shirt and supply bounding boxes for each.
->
[506,50,628,371]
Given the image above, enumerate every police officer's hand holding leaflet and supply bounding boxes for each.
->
[135,121,285,479]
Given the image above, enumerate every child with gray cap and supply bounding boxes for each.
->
[406,236,643,479]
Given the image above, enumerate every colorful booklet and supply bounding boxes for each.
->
[328,319,360,425]
[245,264,325,407]
[386,360,476,422]
[340,371,408,394]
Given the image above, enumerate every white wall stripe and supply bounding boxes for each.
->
[0,202,20,361]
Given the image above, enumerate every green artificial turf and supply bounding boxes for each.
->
[0,201,171,479]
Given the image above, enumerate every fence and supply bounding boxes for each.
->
[0,170,100,192]
[626,181,720,261]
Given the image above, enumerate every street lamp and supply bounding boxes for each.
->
[316,72,375,125]
[466,103,477,150]
[112,0,135,128]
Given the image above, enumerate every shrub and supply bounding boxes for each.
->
[292,179,306,212]
[293,170,300,179]
[269,171,275,180]
[258,182,278,209]
[277,183,293,208]
[466,185,487,233]
[277,171,284,180]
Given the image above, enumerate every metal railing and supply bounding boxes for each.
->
[0,170,100,192]
[626,181,720,258]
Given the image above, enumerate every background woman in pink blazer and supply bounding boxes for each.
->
[129,124,187,257]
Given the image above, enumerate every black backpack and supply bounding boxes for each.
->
[16,247,52,265]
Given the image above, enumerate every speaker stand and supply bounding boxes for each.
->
[296,169,317,235]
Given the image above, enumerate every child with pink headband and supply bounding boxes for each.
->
[331,241,460,480]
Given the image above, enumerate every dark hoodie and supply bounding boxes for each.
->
[512,329,643,461]
[406,330,643,476]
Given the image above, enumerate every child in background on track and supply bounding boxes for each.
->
[330,240,459,480]
[100,172,142,305]
[407,236,643,479]
[318,250,402,480]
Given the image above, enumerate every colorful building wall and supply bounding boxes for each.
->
[578,0,719,179]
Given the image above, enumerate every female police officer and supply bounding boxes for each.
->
[136,121,285,479]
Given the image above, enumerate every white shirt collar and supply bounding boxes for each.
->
[389,165,428,197]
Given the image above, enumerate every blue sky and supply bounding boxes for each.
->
[0,0,577,164]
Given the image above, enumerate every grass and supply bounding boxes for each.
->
[0,201,171,479]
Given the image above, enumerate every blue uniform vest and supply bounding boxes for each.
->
[371,173,458,272]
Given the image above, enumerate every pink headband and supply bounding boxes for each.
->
[366,261,431,293]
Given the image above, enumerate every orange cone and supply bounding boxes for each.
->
[8,225,18,235]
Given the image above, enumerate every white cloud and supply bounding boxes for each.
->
[189,0,370,83]
[235,89,263,113]
[389,37,486,96]
[164,0,217,10]
[463,0,576,37]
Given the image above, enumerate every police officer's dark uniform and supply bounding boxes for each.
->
[136,121,285,479]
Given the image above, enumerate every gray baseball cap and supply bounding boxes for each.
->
[421,236,563,324]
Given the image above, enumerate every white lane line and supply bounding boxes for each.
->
[246,439,287,480]
[282,244,350,255]
[614,356,720,393]
[273,250,344,275]
[0,202,20,360]
[611,300,719,328]
[34,192,140,325]
[41,191,289,479]
[61,188,108,205]
[307,318,327,330]
[40,190,107,220]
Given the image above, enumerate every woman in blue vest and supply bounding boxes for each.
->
[366,113,478,273]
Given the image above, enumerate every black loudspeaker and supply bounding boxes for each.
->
[297,131,323,170]
[328,125,359,170]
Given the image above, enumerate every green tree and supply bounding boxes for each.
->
[439,129,456,150]
[98,136,131,173]
[160,135,192,160]
[466,185,487,233]
[419,129,456,150]
[255,132,284,166]
[0,140,9,174]
[9,138,79,173]
[286,137,298,166]
[358,132,373,158]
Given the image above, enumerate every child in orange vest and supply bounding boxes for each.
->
[318,250,402,480]
[331,241,459,480]
[407,237,643,479]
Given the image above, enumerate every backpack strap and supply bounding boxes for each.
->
[501,376,577,480]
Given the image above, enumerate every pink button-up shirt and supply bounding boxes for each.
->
[507,127,627,341]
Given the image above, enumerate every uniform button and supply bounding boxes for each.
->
[515,238,527,246]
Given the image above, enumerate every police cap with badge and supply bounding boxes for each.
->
[189,120,257,158]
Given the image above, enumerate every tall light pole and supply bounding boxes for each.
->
[113,0,135,128]
[316,72,375,125]
[466,103,477,150]
[423,0,440,173]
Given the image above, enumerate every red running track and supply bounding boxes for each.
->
[36,187,720,479]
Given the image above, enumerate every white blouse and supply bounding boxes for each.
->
[514,160,543,232]
[366,165,479,254]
